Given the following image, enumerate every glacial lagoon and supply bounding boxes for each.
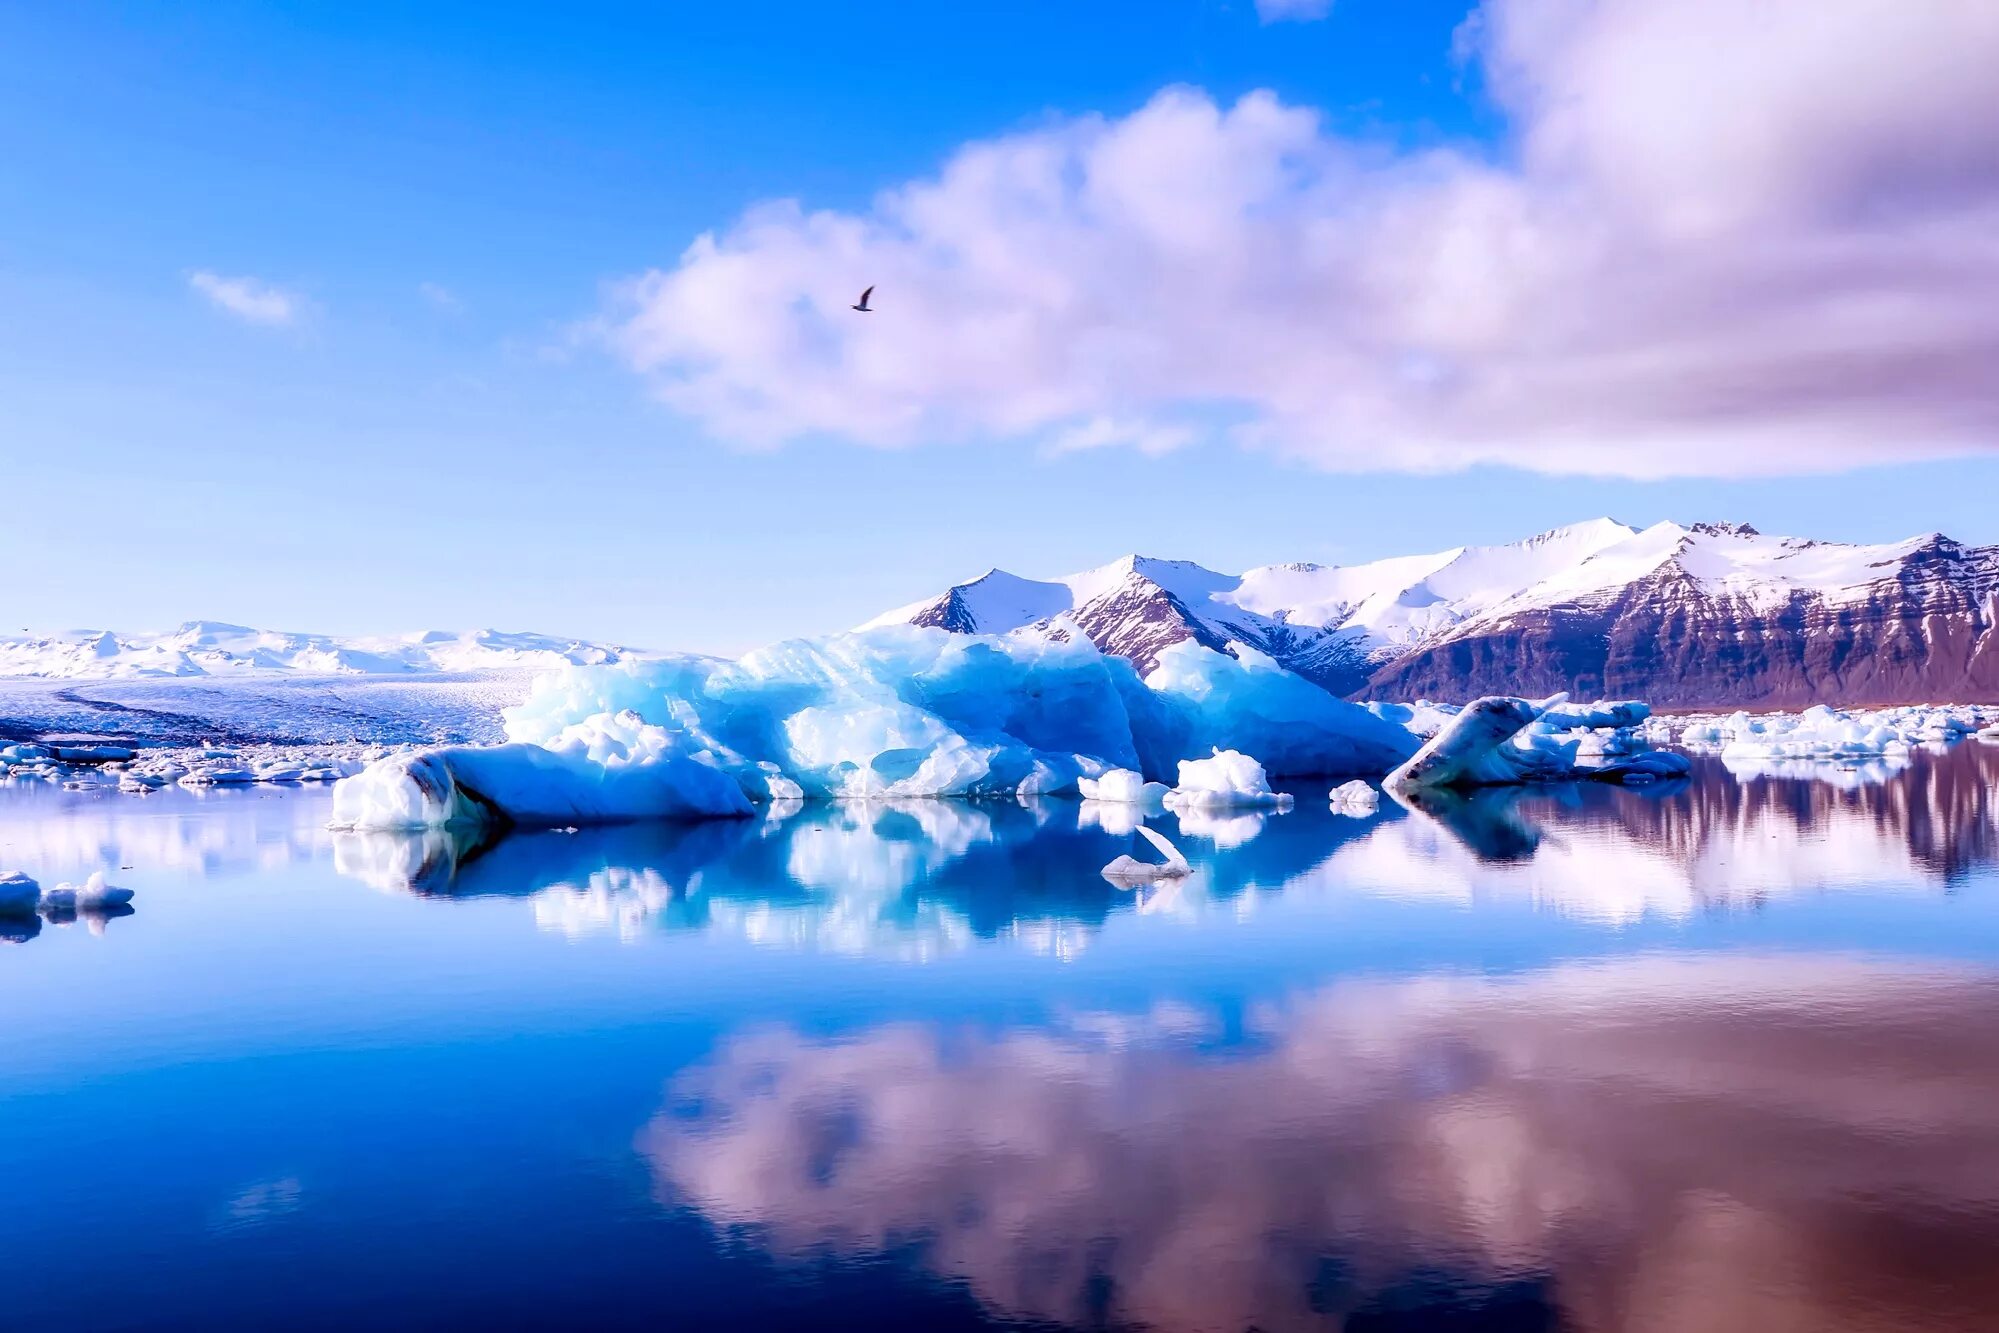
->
[4,746,1999,1331]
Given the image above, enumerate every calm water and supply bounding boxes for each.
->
[5,747,1999,1332]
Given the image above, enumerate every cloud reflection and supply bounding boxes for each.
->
[642,956,1999,1332]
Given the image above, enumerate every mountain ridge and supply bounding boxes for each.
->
[0,623,638,681]
[864,520,1999,706]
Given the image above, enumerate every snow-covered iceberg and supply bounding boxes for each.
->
[330,721,754,831]
[39,871,134,913]
[1386,694,1687,791]
[1328,780,1380,815]
[332,627,1419,830]
[1135,642,1418,780]
[1077,769,1169,804]
[1163,748,1290,810]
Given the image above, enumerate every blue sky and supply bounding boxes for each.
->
[6,1,1996,653]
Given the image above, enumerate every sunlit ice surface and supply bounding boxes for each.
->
[3,744,1998,1331]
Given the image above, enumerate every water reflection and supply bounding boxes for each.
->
[326,743,1999,948]
[642,955,1999,1332]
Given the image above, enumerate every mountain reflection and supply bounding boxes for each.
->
[327,742,1999,949]
[641,956,1999,1333]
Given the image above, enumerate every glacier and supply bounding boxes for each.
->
[331,627,1420,830]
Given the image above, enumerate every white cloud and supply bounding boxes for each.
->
[603,0,1999,478]
[1042,414,1197,458]
[1255,0,1333,23]
[418,281,462,311]
[188,271,302,327]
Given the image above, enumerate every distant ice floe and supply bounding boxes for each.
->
[5,741,371,792]
[1675,704,1995,760]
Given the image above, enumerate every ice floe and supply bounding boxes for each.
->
[1675,704,1996,759]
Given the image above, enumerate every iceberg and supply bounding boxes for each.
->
[332,628,1420,830]
[1164,748,1290,810]
[1328,779,1381,815]
[39,871,134,913]
[1076,768,1169,804]
[0,870,40,917]
[329,733,753,831]
[1387,694,1687,791]
[1138,641,1418,779]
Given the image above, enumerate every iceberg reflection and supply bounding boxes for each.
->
[323,744,1999,948]
[642,955,1999,1333]
[1324,744,1999,922]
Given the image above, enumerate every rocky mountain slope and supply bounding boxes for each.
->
[864,521,1999,707]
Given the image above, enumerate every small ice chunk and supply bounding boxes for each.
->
[1328,780,1380,815]
[1164,748,1290,810]
[180,766,258,786]
[0,870,41,917]
[1101,824,1192,883]
[1590,751,1692,784]
[1077,768,1170,804]
[40,872,134,914]
[72,871,134,909]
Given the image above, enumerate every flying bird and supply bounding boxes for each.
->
[851,285,874,313]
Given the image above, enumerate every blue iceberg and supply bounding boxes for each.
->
[332,627,1421,830]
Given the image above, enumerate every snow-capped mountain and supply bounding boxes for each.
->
[0,622,636,680]
[864,520,1999,707]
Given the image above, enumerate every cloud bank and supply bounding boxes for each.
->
[188,271,303,327]
[604,0,1999,477]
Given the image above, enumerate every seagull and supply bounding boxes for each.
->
[851,285,874,313]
